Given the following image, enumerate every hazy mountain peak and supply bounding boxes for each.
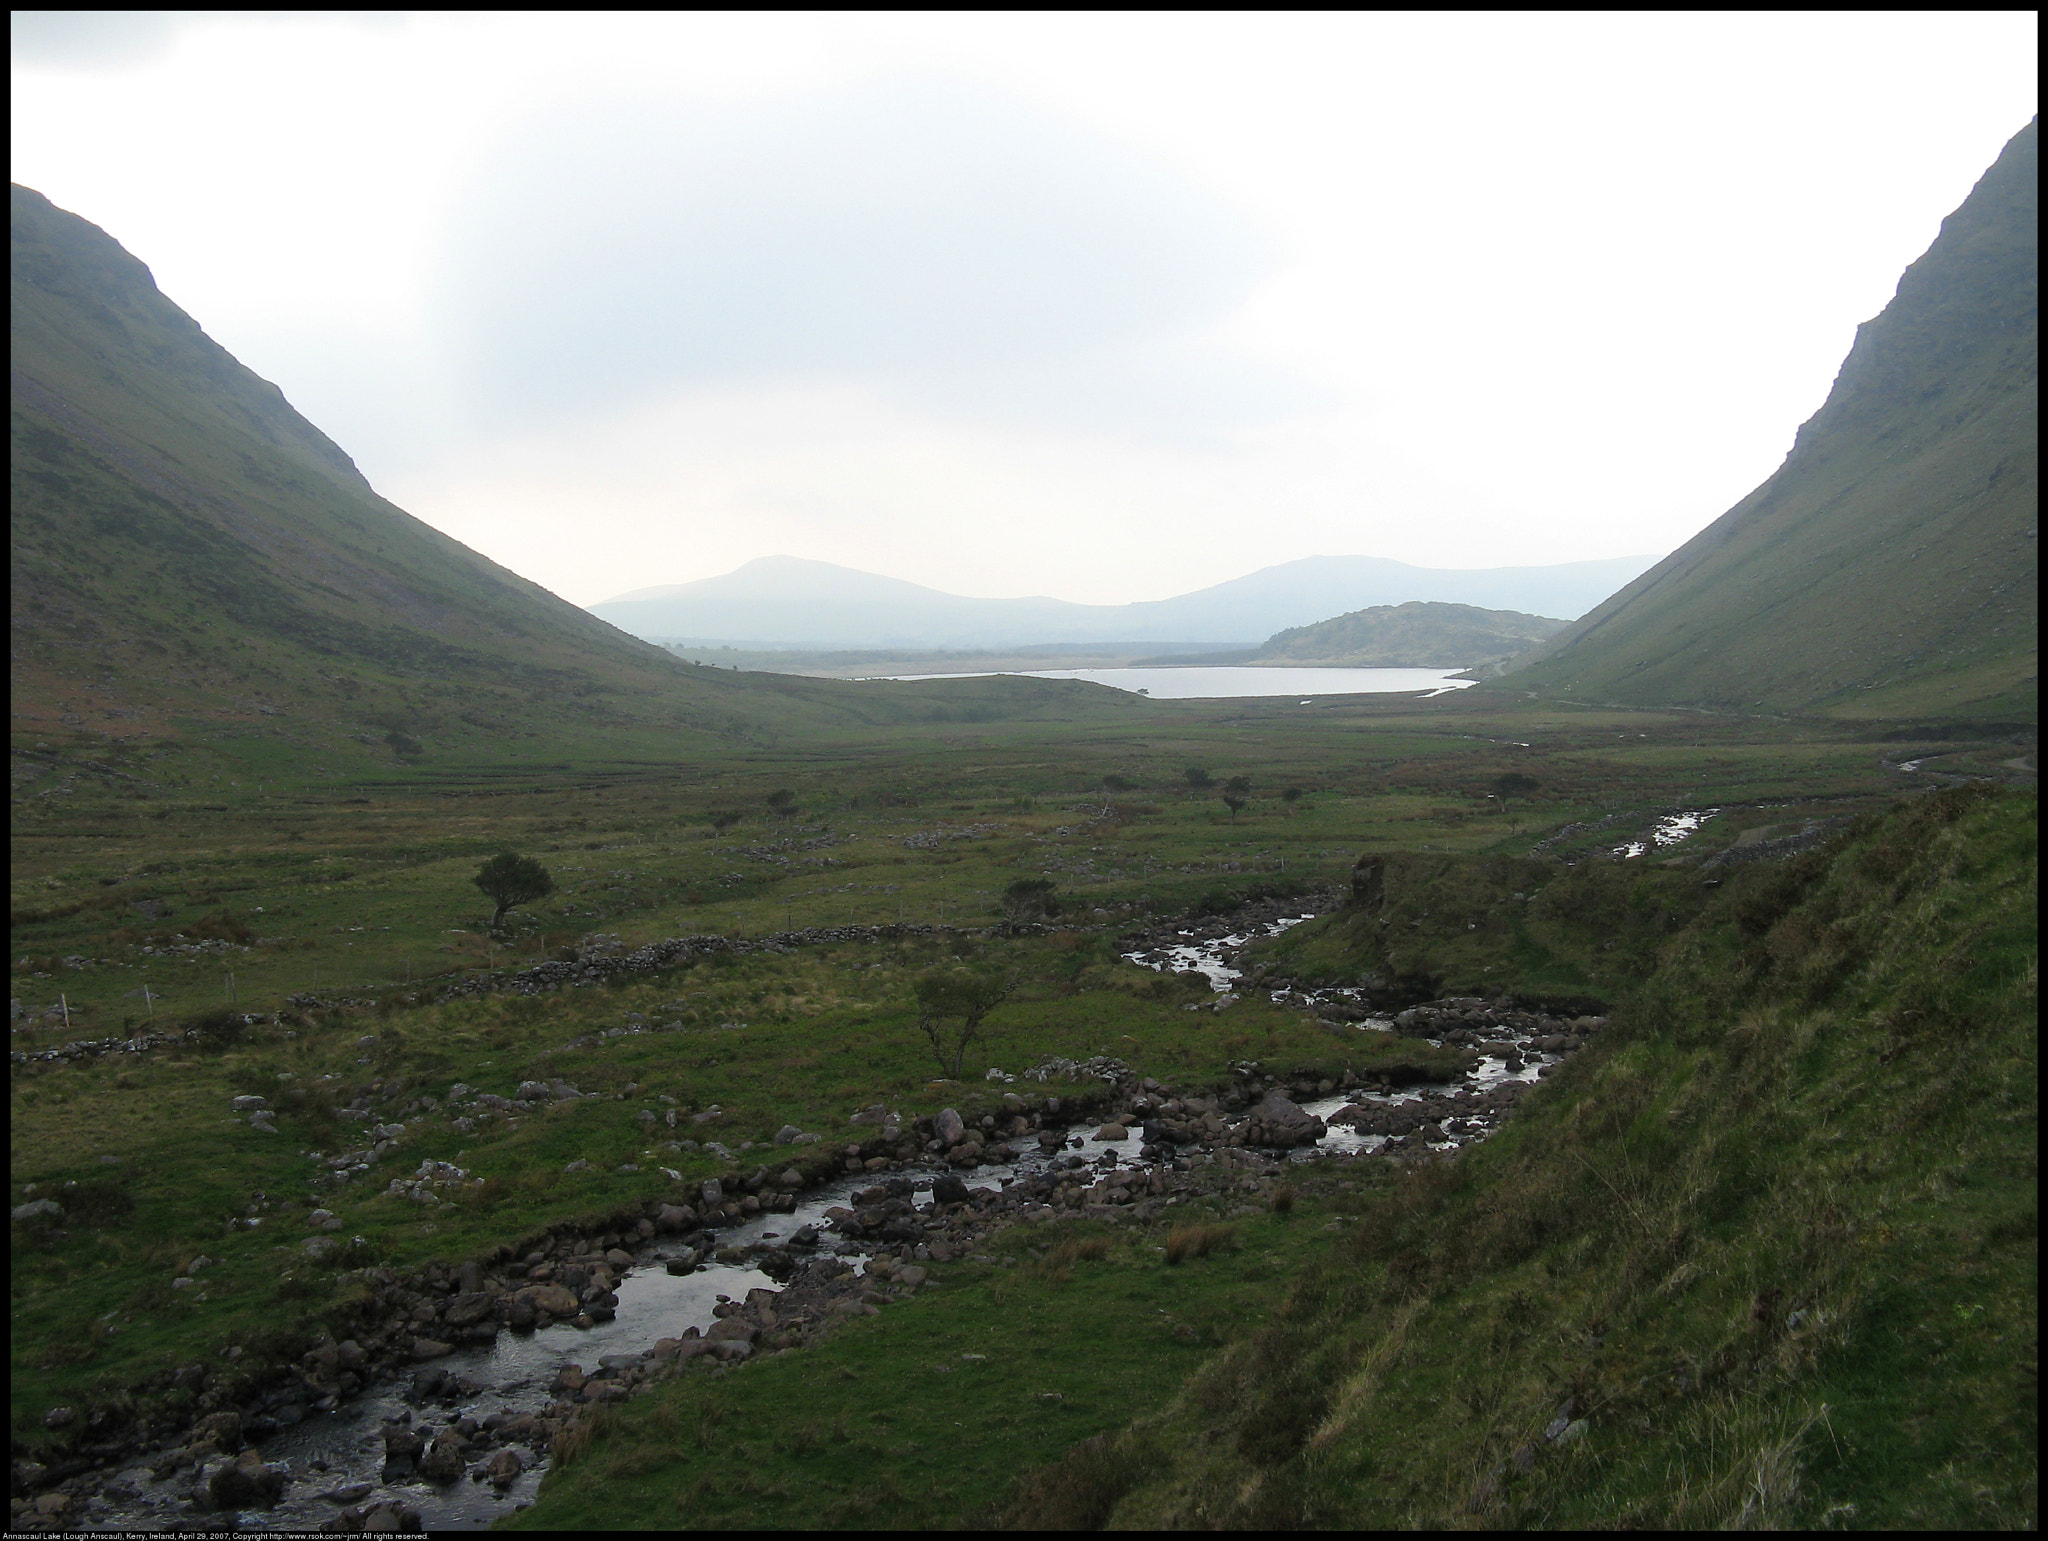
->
[591,552,1663,649]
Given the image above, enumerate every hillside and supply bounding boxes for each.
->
[589,552,1658,649]
[9,186,1133,778]
[1146,600,1567,668]
[1502,120,2038,721]
[1002,785,2037,1527]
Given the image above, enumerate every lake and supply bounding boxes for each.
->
[870,665,1478,699]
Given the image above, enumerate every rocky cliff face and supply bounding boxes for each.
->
[1502,119,2038,720]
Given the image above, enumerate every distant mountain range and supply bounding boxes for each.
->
[588,552,1662,650]
[1503,119,2038,721]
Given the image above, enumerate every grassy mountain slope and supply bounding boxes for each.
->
[1255,600,1565,668]
[1004,784,2037,1527]
[9,186,1136,772]
[1502,120,2038,721]
[1135,601,1566,668]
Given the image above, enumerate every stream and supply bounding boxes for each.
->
[80,913,1563,1532]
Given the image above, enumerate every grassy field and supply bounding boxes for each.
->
[9,693,2035,1529]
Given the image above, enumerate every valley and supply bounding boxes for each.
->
[9,103,2036,1537]
[10,697,2035,1530]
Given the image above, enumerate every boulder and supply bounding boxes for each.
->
[699,1178,725,1207]
[410,1337,454,1360]
[230,1095,269,1113]
[705,1317,758,1344]
[1095,1123,1129,1141]
[515,1282,580,1317]
[934,1107,966,1145]
[1242,1091,1327,1149]
[655,1203,696,1233]
[930,1175,972,1206]
[209,1448,288,1509]
[773,1125,806,1144]
[441,1291,496,1327]
[12,1198,64,1223]
[189,1411,243,1452]
[416,1432,466,1482]
[482,1448,524,1486]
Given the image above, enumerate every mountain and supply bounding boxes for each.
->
[589,552,1661,649]
[10,186,1124,770]
[1502,121,2038,720]
[1145,600,1569,668]
[9,183,741,756]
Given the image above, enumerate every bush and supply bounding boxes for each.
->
[182,1007,248,1047]
[66,1175,136,1225]
[1165,1223,1237,1264]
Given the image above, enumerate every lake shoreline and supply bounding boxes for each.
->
[862,665,1480,699]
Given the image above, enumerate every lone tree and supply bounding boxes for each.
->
[912,969,1014,1080]
[766,788,798,819]
[708,810,743,835]
[1000,877,1060,923]
[1281,786,1304,811]
[1490,772,1542,805]
[1221,774,1252,819]
[473,851,554,928]
[1183,766,1213,789]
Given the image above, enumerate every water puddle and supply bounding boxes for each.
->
[1616,808,1718,858]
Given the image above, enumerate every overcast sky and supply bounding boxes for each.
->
[11,11,2038,607]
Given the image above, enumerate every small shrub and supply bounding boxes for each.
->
[66,1175,136,1226]
[182,1007,247,1047]
[1165,1223,1237,1264]
[189,908,255,944]
[994,1430,1165,1528]
[1270,1184,1297,1215]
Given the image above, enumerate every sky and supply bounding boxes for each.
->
[10,11,2038,608]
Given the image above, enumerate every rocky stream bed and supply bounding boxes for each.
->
[13,905,1606,1532]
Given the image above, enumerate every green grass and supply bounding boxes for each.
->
[1003,784,2038,1528]
[505,1205,1337,1530]
[9,708,2033,1530]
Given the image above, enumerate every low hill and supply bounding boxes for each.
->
[589,552,1659,649]
[1142,600,1567,668]
[8,186,1134,778]
[1501,120,2038,721]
